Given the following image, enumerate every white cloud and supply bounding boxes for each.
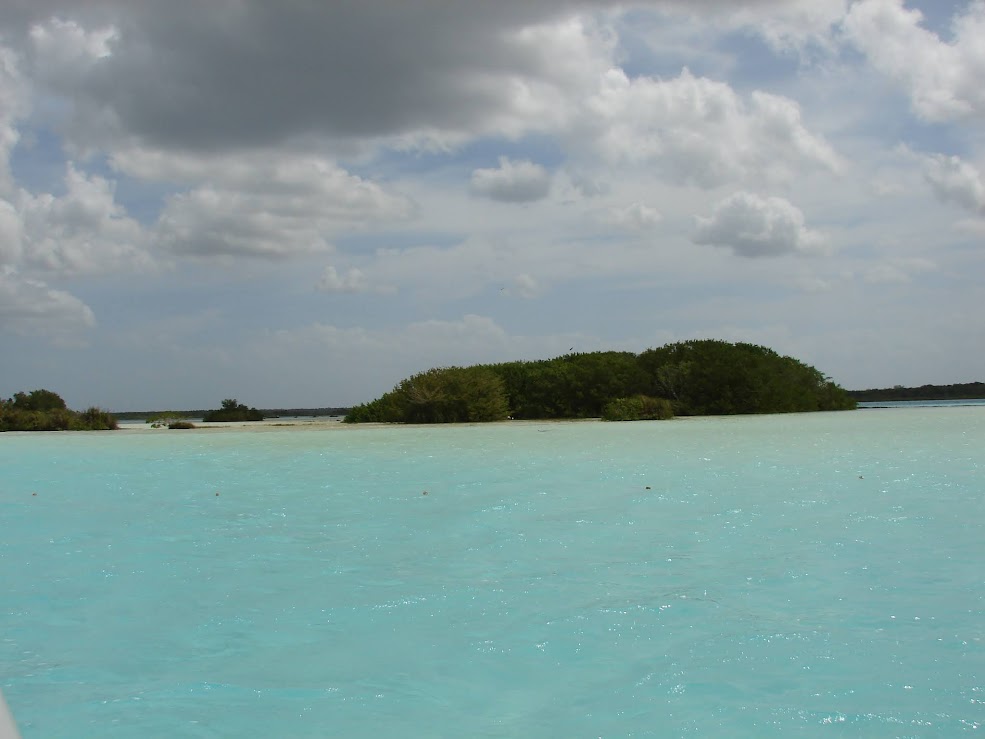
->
[0,266,95,341]
[923,154,985,213]
[725,0,848,53]
[16,6,618,153]
[0,44,28,196]
[16,163,153,275]
[794,275,834,293]
[600,202,662,231]
[315,265,393,294]
[861,257,936,285]
[512,273,539,298]
[581,68,843,187]
[843,0,985,122]
[693,191,827,257]
[955,218,985,237]
[0,199,23,264]
[470,157,552,203]
[141,153,415,259]
[29,17,117,80]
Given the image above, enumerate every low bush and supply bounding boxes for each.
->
[602,395,674,422]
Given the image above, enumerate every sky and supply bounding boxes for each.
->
[1,0,983,411]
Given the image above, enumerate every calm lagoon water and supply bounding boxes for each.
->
[2,407,983,737]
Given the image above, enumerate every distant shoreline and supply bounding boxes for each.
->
[848,381,985,402]
[109,402,985,432]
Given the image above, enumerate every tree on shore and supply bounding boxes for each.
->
[201,399,264,422]
[345,367,509,424]
[0,389,117,431]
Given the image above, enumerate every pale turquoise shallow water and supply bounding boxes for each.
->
[2,408,983,737]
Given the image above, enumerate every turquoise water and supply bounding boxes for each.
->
[2,408,983,737]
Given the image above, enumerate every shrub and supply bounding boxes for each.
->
[602,395,674,421]
[78,407,119,430]
[345,367,509,424]
[0,396,117,431]
[202,399,264,422]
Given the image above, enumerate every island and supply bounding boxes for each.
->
[344,339,857,424]
[201,399,265,423]
[0,390,117,432]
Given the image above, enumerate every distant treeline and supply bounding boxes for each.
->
[848,382,985,402]
[1,389,117,432]
[112,406,352,421]
[345,339,857,424]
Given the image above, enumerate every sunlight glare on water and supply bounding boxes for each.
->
[2,407,984,737]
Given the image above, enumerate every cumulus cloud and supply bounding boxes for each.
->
[843,0,985,122]
[0,199,23,264]
[14,3,617,151]
[28,17,117,82]
[13,4,846,191]
[315,265,396,294]
[923,154,985,213]
[0,266,95,340]
[142,153,415,259]
[316,266,368,293]
[692,191,827,257]
[512,273,539,298]
[724,0,847,52]
[0,45,28,195]
[582,68,843,187]
[470,157,552,203]
[861,257,936,285]
[600,202,662,231]
[16,163,153,275]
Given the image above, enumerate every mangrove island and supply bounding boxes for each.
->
[344,339,856,424]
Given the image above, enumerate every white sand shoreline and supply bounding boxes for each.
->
[115,417,607,432]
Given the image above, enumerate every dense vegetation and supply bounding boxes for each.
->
[201,399,264,422]
[345,367,510,424]
[848,381,985,402]
[601,396,675,422]
[114,406,350,421]
[0,389,118,431]
[345,340,856,424]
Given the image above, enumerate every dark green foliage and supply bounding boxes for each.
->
[345,366,509,424]
[488,351,648,419]
[638,340,855,415]
[77,407,119,430]
[168,421,196,429]
[345,340,856,424]
[849,381,985,401]
[0,390,118,431]
[201,399,264,422]
[11,389,67,412]
[602,395,675,421]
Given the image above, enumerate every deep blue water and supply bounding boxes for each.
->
[2,408,983,737]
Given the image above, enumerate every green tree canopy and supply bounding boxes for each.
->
[201,399,264,422]
[12,389,68,412]
[345,340,856,423]
[1,389,117,431]
[345,366,509,424]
